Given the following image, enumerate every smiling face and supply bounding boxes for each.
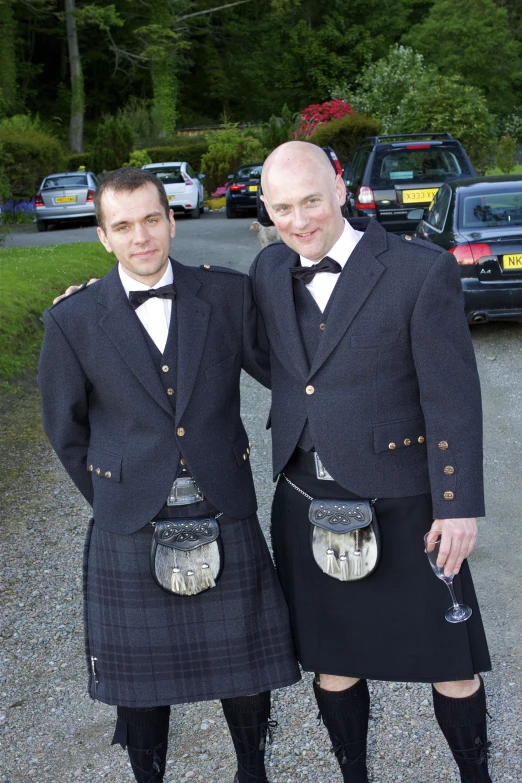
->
[96,182,176,285]
[261,142,346,262]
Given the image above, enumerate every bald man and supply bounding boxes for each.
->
[249,142,492,782]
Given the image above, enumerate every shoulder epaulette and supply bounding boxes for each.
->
[199,264,244,276]
[49,281,90,310]
[400,234,446,252]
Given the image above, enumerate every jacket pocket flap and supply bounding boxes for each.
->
[351,330,400,349]
[205,352,238,379]
[232,433,250,466]
[87,447,122,482]
[373,416,426,454]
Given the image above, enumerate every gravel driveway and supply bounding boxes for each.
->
[0,222,521,782]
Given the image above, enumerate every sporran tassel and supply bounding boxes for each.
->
[199,562,216,590]
[353,530,362,576]
[325,548,339,575]
[339,553,350,581]
[185,570,197,595]
[171,567,187,594]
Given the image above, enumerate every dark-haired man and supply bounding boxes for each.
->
[38,168,300,783]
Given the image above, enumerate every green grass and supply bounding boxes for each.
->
[485,164,522,175]
[0,242,114,382]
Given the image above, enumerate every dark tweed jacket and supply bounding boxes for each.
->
[250,218,485,520]
[38,259,269,533]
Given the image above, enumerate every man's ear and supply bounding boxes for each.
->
[335,174,347,207]
[169,208,176,239]
[260,194,274,222]
[97,226,113,254]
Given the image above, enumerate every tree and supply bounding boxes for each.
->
[200,125,265,193]
[90,114,133,173]
[64,0,84,152]
[495,136,517,174]
[403,0,521,116]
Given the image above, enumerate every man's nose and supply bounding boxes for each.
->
[292,207,309,230]
[133,224,150,243]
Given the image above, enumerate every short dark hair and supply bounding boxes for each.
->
[95,168,170,231]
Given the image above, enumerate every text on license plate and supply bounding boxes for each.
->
[55,196,76,203]
[503,253,522,270]
[248,185,258,192]
[402,188,439,204]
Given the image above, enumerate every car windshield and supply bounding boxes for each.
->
[370,146,473,186]
[43,175,88,188]
[459,189,522,229]
[148,167,184,185]
[235,165,262,180]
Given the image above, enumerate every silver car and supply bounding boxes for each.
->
[35,171,98,231]
[142,162,205,218]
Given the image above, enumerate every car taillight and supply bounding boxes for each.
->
[229,184,244,192]
[406,144,432,149]
[355,186,375,210]
[35,192,44,207]
[330,153,342,176]
[86,189,95,203]
[449,243,492,265]
[184,180,193,186]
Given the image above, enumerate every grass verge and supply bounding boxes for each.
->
[0,242,114,384]
[485,164,522,175]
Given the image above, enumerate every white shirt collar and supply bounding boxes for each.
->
[300,219,362,268]
[118,258,173,296]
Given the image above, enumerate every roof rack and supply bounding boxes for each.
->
[367,132,454,143]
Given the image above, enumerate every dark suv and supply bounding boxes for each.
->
[342,133,476,234]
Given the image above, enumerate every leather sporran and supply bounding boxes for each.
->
[309,499,381,582]
[150,517,223,596]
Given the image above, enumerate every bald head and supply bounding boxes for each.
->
[260,141,346,262]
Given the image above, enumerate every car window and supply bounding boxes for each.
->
[186,164,196,178]
[147,167,184,185]
[236,165,262,180]
[43,175,88,188]
[370,146,473,187]
[353,149,371,186]
[425,184,452,231]
[459,189,522,229]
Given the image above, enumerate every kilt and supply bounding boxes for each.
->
[271,462,491,683]
[82,513,301,707]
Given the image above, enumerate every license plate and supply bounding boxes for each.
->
[248,185,258,192]
[503,253,522,270]
[402,188,439,204]
[55,196,76,203]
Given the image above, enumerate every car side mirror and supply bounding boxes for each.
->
[407,209,424,221]
[198,173,205,180]
[227,174,234,180]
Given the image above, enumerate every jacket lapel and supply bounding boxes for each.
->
[97,264,174,417]
[268,246,310,378]
[308,220,388,378]
[172,260,211,424]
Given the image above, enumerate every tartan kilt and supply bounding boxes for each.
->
[82,514,301,708]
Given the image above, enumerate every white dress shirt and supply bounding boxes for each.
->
[118,262,173,353]
[300,219,364,312]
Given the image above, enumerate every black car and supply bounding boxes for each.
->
[226,163,263,218]
[342,133,476,234]
[256,146,343,227]
[412,175,522,323]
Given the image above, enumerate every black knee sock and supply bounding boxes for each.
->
[432,678,492,783]
[313,678,370,783]
[221,692,272,783]
[112,705,171,783]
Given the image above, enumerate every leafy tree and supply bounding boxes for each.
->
[261,105,297,151]
[200,125,265,193]
[495,136,517,174]
[0,121,64,198]
[403,0,521,116]
[0,0,17,110]
[309,113,381,164]
[123,149,153,168]
[0,141,13,203]
[90,114,134,173]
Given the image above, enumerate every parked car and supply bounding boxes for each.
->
[142,161,204,218]
[35,171,98,231]
[256,146,342,226]
[226,163,263,219]
[342,133,476,234]
[412,175,522,323]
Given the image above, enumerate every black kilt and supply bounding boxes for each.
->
[271,462,491,683]
[82,514,300,707]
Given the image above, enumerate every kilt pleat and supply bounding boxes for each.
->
[83,514,300,707]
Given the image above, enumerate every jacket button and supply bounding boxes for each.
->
[167,387,175,396]
[180,457,186,466]
[248,441,252,448]
[104,471,111,479]
[438,441,449,450]
[418,436,425,444]
[404,438,411,446]
[203,264,211,269]
[444,466,455,475]
[404,235,412,240]
[305,384,315,395]
[95,467,101,475]
[88,464,93,472]
[388,442,396,450]
[444,491,454,500]
[162,365,169,373]
[177,427,185,437]
[243,453,247,460]
[319,323,326,330]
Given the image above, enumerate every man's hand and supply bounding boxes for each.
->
[52,278,99,305]
[427,518,478,577]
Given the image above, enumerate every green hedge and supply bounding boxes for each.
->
[144,142,209,173]
[309,113,381,165]
[0,128,64,198]
[64,152,90,171]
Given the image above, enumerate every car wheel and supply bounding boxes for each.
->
[226,202,237,219]
[191,201,201,219]
[36,220,47,232]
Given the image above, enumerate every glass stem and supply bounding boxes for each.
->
[446,580,460,609]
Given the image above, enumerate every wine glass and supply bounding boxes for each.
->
[424,533,472,624]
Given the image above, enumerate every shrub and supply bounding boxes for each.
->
[123,150,153,168]
[90,115,134,174]
[261,105,297,152]
[0,127,64,199]
[495,136,517,174]
[144,142,209,172]
[64,152,90,171]
[309,113,381,165]
[200,126,265,194]
[297,101,353,138]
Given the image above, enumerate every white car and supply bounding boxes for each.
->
[142,161,204,218]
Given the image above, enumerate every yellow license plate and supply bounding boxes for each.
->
[402,188,439,204]
[55,196,76,203]
[503,253,522,270]
[248,185,258,192]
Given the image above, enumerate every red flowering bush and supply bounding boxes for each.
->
[296,100,353,138]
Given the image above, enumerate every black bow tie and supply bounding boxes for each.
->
[289,256,342,285]
[128,283,176,310]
